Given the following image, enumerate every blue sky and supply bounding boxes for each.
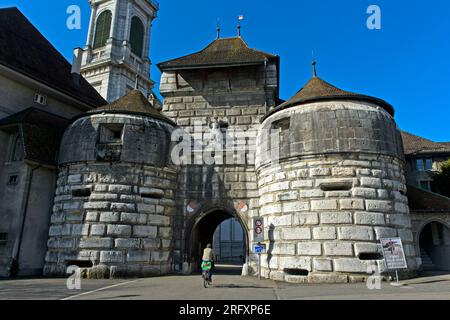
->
[2,0,449,141]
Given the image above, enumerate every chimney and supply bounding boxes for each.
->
[71,47,83,85]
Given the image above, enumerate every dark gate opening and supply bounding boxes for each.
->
[419,222,450,271]
[188,210,248,275]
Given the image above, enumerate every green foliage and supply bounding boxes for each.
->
[432,159,450,197]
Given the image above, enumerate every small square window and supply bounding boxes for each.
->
[99,124,124,143]
[8,175,18,185]
[34,93,47,106]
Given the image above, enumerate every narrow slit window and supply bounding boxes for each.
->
[65,260,93,268]
[271,118,291,131]
[284,268,309,276]
[320,182,353,191]
[72,188,92,198]
[358,252,383,261]
[140,188,164,199]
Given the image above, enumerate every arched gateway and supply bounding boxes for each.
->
[417,220,450,271]
[185,208,249,273]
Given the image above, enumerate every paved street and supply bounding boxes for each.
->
[1,266,450,300]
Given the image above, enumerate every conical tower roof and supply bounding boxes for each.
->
[263,76,394,121]
[86,90,175,125]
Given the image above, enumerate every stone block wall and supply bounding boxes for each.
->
[254,100,418,283]
[255,154,417,282]
[44,110,177,278]
[44,163,177,278]
[159,64,279,267]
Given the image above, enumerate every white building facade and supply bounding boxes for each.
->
[79,0,159,103]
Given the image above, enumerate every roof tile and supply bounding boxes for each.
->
[86,90,176,126]
[263,76,395,120]
[401,131,450,156]
[158,37,278,70]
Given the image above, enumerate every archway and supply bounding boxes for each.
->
[418,220,450,271]
[213,217,246,264]
[187,209,249,274]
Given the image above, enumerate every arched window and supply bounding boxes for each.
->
[11,134,23,162]
[129,17,145,57]
[93,10,112,49]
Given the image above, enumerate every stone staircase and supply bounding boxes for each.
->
[421,251,437,271]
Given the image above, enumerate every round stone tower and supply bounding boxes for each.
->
[255,74,418,283]
[44,90,178,278]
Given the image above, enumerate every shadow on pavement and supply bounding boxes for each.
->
[213,263,243,276]
[212,284,272,289]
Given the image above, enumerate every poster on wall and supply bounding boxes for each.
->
[380,238,408,270]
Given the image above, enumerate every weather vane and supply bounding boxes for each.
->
[312,50,317,77]
[238,15,244,37]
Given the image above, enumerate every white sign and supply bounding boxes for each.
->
[380,238,408,270]
[253,218,264,243]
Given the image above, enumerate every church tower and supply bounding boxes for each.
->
[77,0,159,103]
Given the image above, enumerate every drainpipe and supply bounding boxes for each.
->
[10,162,41,277]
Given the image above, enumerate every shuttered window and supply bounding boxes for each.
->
[130,17,144,57]
[93,11,112,49]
